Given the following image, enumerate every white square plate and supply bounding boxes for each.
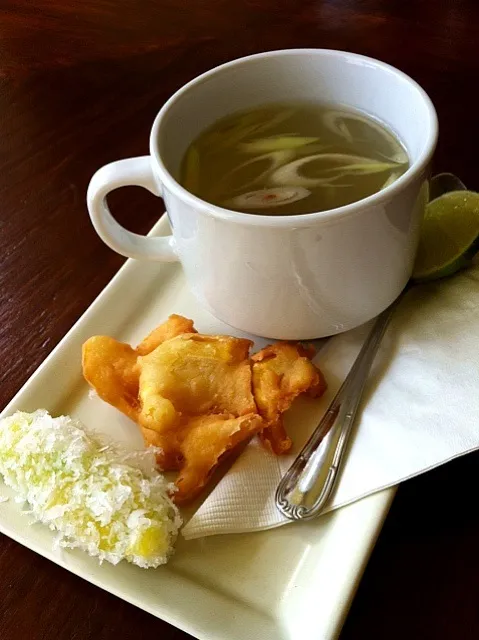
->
[0,217,395,640]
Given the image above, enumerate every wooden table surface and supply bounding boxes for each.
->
[1,1,479,638]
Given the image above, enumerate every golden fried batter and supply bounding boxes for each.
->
[82,336,140,423]
[146,413,263,503]
[137,333,260,471]
[82,315,194,423]
[139,334,256,425]
[82,315,326,503]
[251,342,327,454]
[136,314,197,356]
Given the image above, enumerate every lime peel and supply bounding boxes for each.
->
[412,190,479,281]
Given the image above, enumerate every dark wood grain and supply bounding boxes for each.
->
[0,1,478,638]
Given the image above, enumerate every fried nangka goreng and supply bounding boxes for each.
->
[82,314,326,503]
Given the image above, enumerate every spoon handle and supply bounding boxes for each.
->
[275,296,401,521]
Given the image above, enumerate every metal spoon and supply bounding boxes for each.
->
[276,173,468,521]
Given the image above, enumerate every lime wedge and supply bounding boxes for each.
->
[412,190,479,281]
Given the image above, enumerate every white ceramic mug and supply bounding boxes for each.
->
[87,49,437,339]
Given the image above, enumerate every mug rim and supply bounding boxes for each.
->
[150,48,438,227]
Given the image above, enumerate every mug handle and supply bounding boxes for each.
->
[87,156,179,261]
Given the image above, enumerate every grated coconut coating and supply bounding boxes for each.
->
[0,410,182,568]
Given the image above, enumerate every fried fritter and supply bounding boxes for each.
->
[83,317,264,503]
[82,314,326,503]
[82,336,140,423]
[251,342,327,454]
[82,315,194,423]
[139,334,256,426]
[136,314,197,356]
[137,333,260,472]
[144,413,262,503]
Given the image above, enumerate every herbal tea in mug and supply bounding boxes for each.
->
[88,49,436,337]
[180,102,409,215]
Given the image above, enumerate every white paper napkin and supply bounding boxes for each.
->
[182,265,479,540]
